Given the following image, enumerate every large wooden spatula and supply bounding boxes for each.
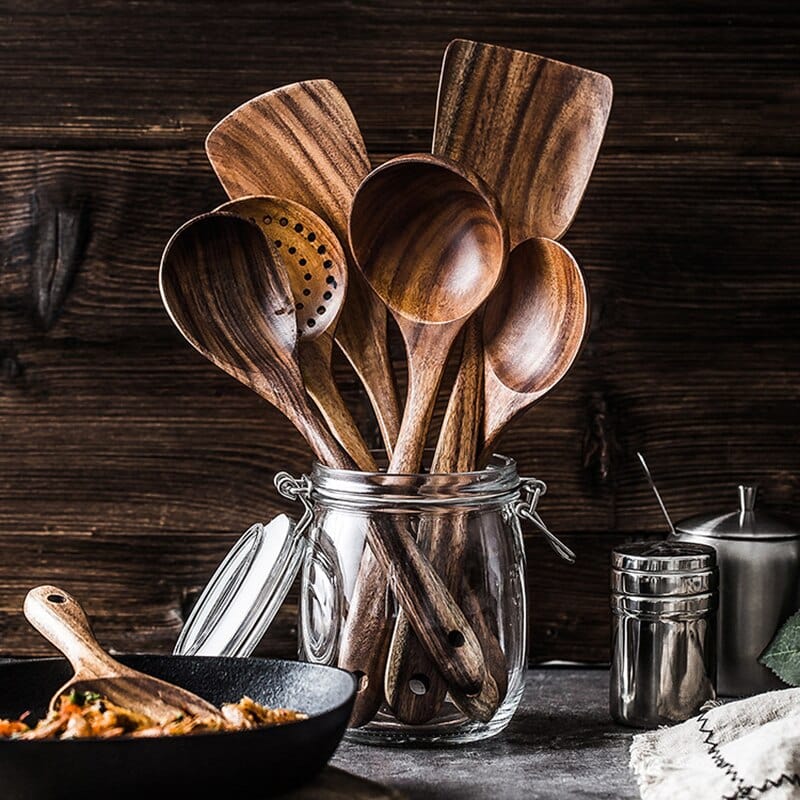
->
[24,585,224,724]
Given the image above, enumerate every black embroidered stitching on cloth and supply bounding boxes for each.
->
[698,712,800,798]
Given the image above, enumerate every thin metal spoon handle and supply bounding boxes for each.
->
[636,451,676,535]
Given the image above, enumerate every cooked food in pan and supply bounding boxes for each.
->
[0,689,305,740]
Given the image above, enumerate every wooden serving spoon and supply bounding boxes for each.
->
[160,212,354,470]
[205,80,402,456]
[342,153,507,724]
[216,195,375,471]
[160,212,485,729]
[386,41,612,723]
[24,586,224,724]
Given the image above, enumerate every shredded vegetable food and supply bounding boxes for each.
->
[0,690,306,740]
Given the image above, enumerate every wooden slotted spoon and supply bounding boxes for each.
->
[343,152,508,725]
[385,40,612,723]
[205,80,401,456]
[217,195,375,471]
[24,586,224,724]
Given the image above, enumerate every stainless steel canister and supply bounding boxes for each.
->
[674,484,800,696]
[610,540,718,728]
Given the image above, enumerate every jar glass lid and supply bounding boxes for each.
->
[174,515,305,658]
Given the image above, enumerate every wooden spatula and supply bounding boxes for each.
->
[24,586,224,724]
[205,80,401,457]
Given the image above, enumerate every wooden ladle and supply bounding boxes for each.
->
[349,153,507,471]
[342,153,507,724]
[160,212,485,729]
[24,586,224,724]
[216,195,375,471]
[205,80,402,456]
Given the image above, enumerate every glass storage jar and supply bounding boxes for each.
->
[174,454,572,746]
[278,454,572,745]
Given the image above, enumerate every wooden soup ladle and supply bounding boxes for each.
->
[205,80,402,456]
[342,153,508,725]
[216,195,375,471]
[25,586,224,725]
[159,212,486,728]
[385,40,612,724]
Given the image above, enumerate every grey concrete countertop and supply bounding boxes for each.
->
[334,668,639,800]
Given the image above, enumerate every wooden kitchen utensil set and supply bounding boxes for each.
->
[160,40,613,728]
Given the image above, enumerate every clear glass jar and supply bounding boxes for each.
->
[276,454,572,745]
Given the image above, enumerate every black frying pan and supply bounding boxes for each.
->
[0,655,356,800]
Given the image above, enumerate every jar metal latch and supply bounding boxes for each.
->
[515,477,576,563]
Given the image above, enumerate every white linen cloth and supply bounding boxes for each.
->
[630,688,800,799]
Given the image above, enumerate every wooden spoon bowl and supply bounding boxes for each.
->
[350,153,506,329]
[482,237,589,458]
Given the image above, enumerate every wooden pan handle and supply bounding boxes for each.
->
[24,585,122,680]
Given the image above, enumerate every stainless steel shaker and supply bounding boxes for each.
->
[610,540,718,728]
[673,485,800,696]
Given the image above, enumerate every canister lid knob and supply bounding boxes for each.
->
[738,484,757,513]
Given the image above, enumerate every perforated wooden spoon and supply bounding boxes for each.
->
[386,41,612,723]
[205,80,401,456]
[160,212,484,730]
[342,153,507,724]
[216,195,375,471]
[24,586,224,724]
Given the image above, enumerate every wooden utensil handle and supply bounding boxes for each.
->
[301,350,378,471]
[386,321,504,723]
[24,585,121,678]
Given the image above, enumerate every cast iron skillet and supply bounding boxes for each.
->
[0,655,356,800]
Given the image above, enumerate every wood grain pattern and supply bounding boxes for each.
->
[160,212,354,470]
[24,585,223,723]
[205,80,402,456]
[434,40,612,244]
[215,196,376,471]
[1,2,798,668]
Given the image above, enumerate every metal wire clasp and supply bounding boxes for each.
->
[274,471,315,539]
[515,477,576,563]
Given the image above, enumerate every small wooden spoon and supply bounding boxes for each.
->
[24,586,223,724]
[343,153,507,724]
[481,237,589,461]
[205,80,401,456]
[160,212,483,729]
[216,195,375,471]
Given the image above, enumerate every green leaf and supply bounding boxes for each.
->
[759,610,800,686]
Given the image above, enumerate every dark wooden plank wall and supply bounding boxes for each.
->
[1,2,798,662]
